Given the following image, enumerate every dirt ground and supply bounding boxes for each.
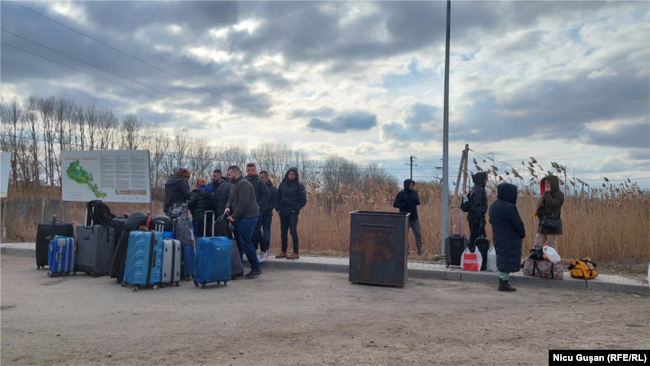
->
[1,255,648,366]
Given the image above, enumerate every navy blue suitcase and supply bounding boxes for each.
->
[123,231,163,292]
[47,236,76,277]
[182,245,195,280]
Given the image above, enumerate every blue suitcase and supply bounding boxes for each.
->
[193,211,231,289]
[194,237,232,288]
[48,236,76,277]
[123,231,164,292]
[182,245,195,280]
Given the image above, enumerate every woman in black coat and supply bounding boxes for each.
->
[489,183,525,292]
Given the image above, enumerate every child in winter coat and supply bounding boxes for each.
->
[489,183,526,292]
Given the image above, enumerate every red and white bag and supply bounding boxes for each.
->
[461,247,482,272]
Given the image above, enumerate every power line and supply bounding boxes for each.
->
[2,29,203,109]
[1,41,201,112]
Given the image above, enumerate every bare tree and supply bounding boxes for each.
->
[120,113,143,150]
[145,125,170,188]
[85,105,98,151]
[7,97,24,186]
[216,142,248,170]
[98,107,118,150]
[172,128,189,168]
[321,155,359,194]
[75,105,85,150]
[187,139,213,182]
[24,96,40,185]
[39,96,56,185]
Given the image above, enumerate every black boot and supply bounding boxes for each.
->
[498,278,516,292]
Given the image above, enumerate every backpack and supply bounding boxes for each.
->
[460,192,472,212]
[86,200,115,227]
[568,257,598,280]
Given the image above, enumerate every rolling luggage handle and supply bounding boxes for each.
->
[84,206,94,229]
[204,210,216,237]
[449,206,464,235]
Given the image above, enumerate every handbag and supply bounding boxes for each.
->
[523,258,564,280]
[529,246,545,260]
[541,213,561,231]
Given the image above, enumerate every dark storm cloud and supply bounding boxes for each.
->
[454,69,649,147]
[307,111,377,133]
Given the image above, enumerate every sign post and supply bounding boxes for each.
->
[1,152,10,243]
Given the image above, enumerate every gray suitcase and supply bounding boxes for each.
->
[155,221,181,287]
[161,239,181,287]
[75,207,115,277]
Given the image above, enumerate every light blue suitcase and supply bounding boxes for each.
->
[123,231,164,292]
[194,236,232,289]
[47,236,76,277]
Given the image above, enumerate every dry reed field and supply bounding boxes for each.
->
[3,178,649,271]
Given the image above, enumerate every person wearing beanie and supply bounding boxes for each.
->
[393,179,422,255]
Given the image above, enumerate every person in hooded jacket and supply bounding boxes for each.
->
[188,177,216,238]
[468,171,489,248]
[164,167,191,217]
[214,170,234,238]
[533,175,564,250]
[393,179,422,255]
[275,167,307,259]
[489,183,525,292]
[245,163,271,261]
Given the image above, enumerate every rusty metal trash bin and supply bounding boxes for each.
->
[349,211,409,287]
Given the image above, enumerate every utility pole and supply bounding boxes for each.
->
[441,0,451,257]
[407,155,417,180]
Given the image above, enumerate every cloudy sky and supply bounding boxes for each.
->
[1,1,649,187]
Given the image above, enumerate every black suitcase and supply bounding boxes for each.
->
[110,230,130,284]
[35,214,75,269]
[112,216,127,253]
[152,215,173,232]
[474,235,490,271]
[445,206,469,267]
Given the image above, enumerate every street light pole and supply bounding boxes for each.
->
[441,0,451,257]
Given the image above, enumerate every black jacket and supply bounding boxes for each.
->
[163,175,191,214]
[188,186,215,222]
[211,180,222,195]
[214,179,233,216]
[469,172,488,220]
[246,174,271,212]
[264,179,278,215]
[393,179,420,222]
[537,175,565,235]
[489,183,526,273]
[275,167,307,216]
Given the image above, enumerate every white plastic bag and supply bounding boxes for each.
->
[486,247,497,272]
[461,247,483,272]
[543,245,561,264]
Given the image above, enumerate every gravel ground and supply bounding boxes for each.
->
[1,254,649,366]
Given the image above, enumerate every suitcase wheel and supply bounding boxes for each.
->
[132,287,138,292]
[47,270,52,277]
[193,281,198,287]
[224,281,227,287]
[92,274,98,278]
[201,283,206,289]
[37,265,42,270]
[217,282,221,285]
[161,284,166,288]
[446,264,450,268]
[175,282,180,287]
[121,282,126,287]
[72,272,76,276]
[153,285,159,290]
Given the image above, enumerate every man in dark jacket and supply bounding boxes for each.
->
[211,169,224,193]
[489,183,525,292]
[225,166,262,278]
[164,167,191,216]
[275,167,307,259]
[245,163,271,261]
[393,179,422,255]
[533,174,565,250]
[468,171,488,248]
[214,170,234,237]
[188,177,215,238]
[258,170,277,262]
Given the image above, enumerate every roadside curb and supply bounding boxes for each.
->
[3,244,648,294]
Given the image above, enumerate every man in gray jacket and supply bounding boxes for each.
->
[225,166,262,278]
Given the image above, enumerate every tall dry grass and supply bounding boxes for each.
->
[2,182,648,266]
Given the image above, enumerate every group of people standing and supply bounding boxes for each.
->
[163,164,307,279]
[394,172,565,292]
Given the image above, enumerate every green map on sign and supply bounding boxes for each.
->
[66,160,107,199]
